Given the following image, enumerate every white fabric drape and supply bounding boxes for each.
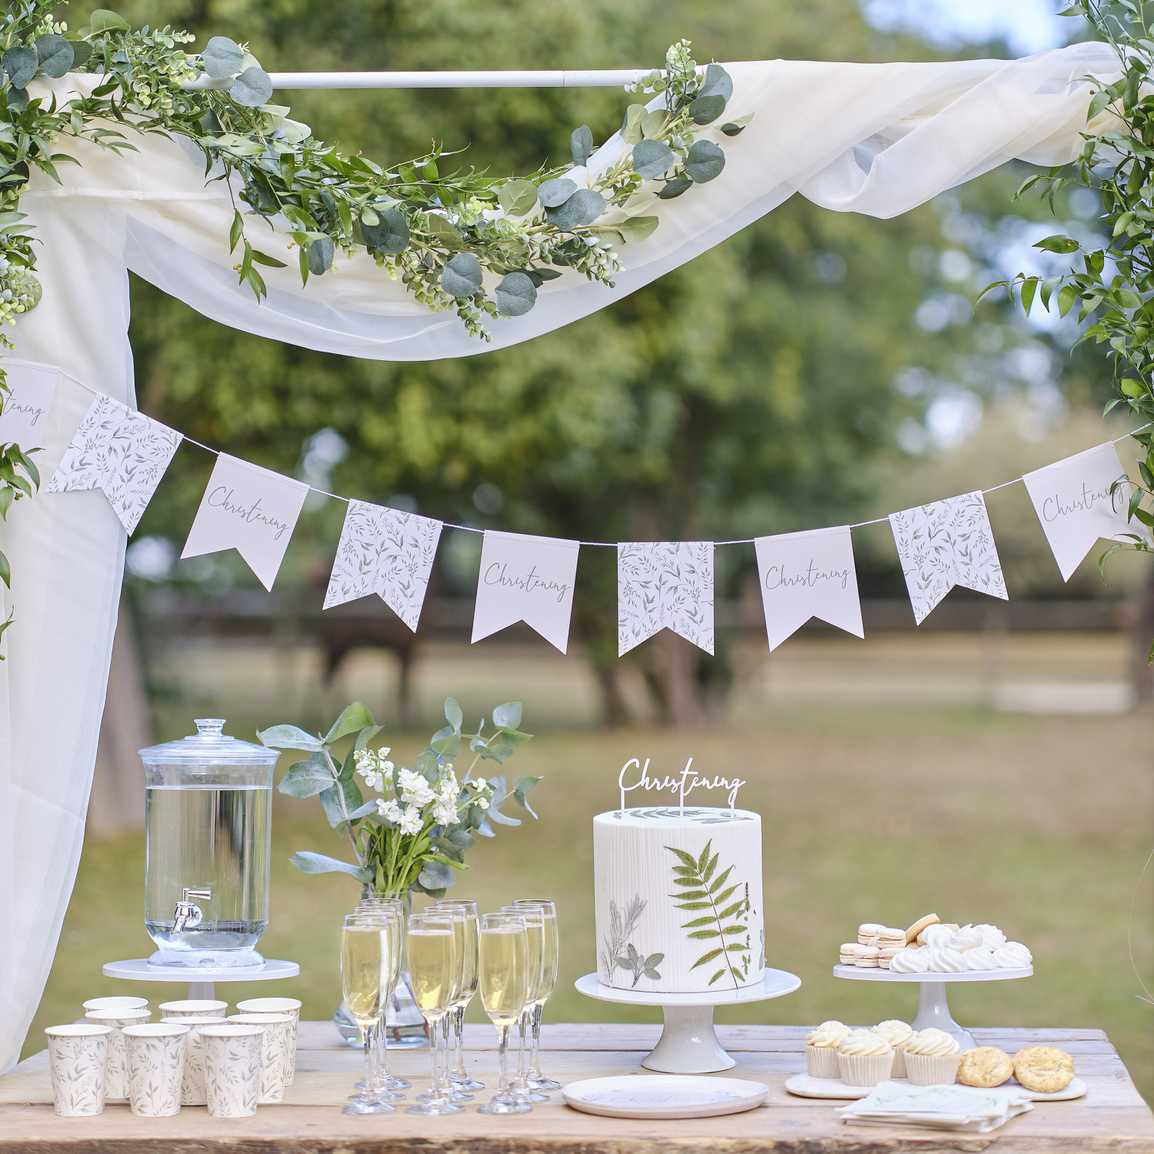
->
[0,41,1122,1069]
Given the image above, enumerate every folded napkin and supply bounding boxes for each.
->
[838,1082,1033,1133]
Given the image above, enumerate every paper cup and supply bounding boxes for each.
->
[200,1025,263,1118]
[805,1044,841,1079]
[122,1023,189,1117]
[235,998,300,1082]
[159,999,228,1020]
[837,1050,894,1087]
[82,996,149,1014]
[228,1013,295,1103]
[83,1008,151,1101]
[164,1016,228,1106]
[904,1049,961,1086]
[45,1024,112,1117]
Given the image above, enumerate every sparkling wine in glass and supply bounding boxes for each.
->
[405,914,461,1116]
[430,900,483,1093]
[340,914,393,1115]
[513,898,561,1092]
[477,913,531,1115]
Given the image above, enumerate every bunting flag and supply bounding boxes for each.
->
[890,491,1008,625]
[754,526,864,650]
[181,454,308,591]
[0,362,57,446]
[618,540,714,656]
[472,531,580,652]
[324,499,443,630]
[46,394,182,534]
[1022,442,1151,580]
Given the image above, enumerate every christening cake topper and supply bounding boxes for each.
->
[617,755,746,813]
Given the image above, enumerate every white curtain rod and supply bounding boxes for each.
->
[263,69,649,90]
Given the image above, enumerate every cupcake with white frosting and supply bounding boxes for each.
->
[837,1029,894,1086]
[872,1019,913,1077]
[806,1020,849,1078]
[902,1027,961,1085]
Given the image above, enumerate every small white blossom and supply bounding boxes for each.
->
[354,749,374,771]
[398,768,435,808]
[475,796,490,811]
[358,767,384,791]
[376,798,402,823]
[432,799,459,828]
[397,804,424,836]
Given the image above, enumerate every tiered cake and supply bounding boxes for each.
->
[594,807,764,994]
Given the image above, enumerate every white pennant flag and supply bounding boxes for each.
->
[472,531,580,652]
[0,362,58,446]
[1022,442,1150,580]
[618,541,714,656]
[325,499,442,630]
[46,394,182,534]
[890,491,1008,625]
[754,526,864,650]
[182,454,308,590]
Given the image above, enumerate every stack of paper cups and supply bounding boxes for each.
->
[159,999,229,1021]
[199,1024,264,1118]
[45,1024,113,1117]
[228,1013,295,1103]
[83,1007,151,1102]
[164,1015,228,1106]
[122,1023,189,1117]
[235,998,302,1083]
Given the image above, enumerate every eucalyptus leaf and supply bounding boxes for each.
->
[444,696,464,732]
[35,35,74,79]
[442,252,483,298]
[632,139,675,179]
[495,272,537,317]
[230,66,274,109]
[657,175,693,200]
[279,755,336,799]
[621,104,646,145]
[616,216,660,244]
[3,48,38,91]
[699,62,733,101]
[361,204,410,254]
[689,94,726,125]
[201,36,246,80]
[570,124,594,166]
[289,851,369,880]
[88,9,130,32]
[307,235,335,276]
[640,109,667,139]
[537,177,577,209]
[492,701,522,730]
[417,859,454,890]
[324,701,374,744]
[685,140,725,183]
[720,113,753,136]
[497,179,538,216]
[545,188,606,230]
[258,724,323,751]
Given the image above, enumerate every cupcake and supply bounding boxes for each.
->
[806,1020,849,1078]
[902,1028,961,1085]
[872,1019,913,1077]
[837,1029,894,1086]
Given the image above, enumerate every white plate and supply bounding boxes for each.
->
[785,1073,1086,1103]
[832,964,1032,983]
[575,969,801,1007]
[563,1074,769,1119]
[1016,1076,1086,1102]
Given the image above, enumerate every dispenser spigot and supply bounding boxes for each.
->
[172,886,212,933]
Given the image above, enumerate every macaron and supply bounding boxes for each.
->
[904,913,940,944]
[877,946,902,969]
[857,922,885,946]
[854,945,880,968]
[839,943,864,965]
[876,927,906,948]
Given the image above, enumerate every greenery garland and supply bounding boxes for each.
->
[0,1,751,652]
[993,1,1154,591]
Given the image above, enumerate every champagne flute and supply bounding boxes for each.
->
[417,905,472,1103]
[351,904,406,1102]
[340,913,393,1115]
[477,913,531,1115]
[501,904,546,1102]
[512,898,561,1092]
[430,899,484,1093]
[405,913,461,1116]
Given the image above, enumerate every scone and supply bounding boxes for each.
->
[904,913,939,944]
[1013,1046,1075,1094]
[957,1046,1013,1088]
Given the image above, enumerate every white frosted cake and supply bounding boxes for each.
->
[594,806,764,994]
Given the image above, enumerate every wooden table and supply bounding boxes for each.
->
[2,1022,1152,1152]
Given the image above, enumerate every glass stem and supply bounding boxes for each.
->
[516,1010,527,1085]
[428,1017,441,1093]
[496,1023,510,1094]
[528,1001,543,1079]
[454,1004,466,1077]
[362,1026,373,1093]
[379,1008,392,1082]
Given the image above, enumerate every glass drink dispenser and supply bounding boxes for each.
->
[140,719,278,968]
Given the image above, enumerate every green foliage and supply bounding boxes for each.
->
[259,699,539,898]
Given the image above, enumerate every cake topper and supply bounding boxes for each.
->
[618,756,746,816]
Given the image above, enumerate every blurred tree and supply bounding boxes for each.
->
[111,0,1056,723]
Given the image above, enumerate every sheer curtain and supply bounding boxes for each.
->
[0,40,1120,1069]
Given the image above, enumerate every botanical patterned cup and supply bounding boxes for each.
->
[200,1024,263,1118]
[235,998,301,1083]
[83,1008,150,1102]
[122,1023,189,1117]
[159,999,229,1020]
[164,1016,228,1106]
[45,1024,112,1117]
[227,1013,295,1103]
[82,996,149,1015]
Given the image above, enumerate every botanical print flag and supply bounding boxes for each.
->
[46,394,182,534]
[1022,442,1150,581]
[0,362,57,446]
[754,526,864,650]
[889,491,1008,625]
[472,531,580,653]
[617,541,714,656]
[324,499,443,630]
[181,454,308,591]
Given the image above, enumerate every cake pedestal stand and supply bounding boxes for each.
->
[832,965,1032,1050]
[576,969,801,1074]
[103,958,300,1001]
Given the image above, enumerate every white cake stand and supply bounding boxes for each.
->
[576,968,801,1074]
[832,965,1032,1049]
[103,958,300,1001]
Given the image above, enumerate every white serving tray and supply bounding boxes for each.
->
[563,1074,768,1119]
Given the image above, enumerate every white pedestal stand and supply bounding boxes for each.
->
[831,965,1032,1049]
[576,968,801,1074]
[103,958,300,1001]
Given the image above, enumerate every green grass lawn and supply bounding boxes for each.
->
[27,699,1154,1102]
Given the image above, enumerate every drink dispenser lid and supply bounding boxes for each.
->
[138,718,279,766]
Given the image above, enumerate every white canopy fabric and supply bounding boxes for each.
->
[0,40,1121,1068]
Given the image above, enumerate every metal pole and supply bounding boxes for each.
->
[263,69,647,90]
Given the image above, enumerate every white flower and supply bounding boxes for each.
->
[475,796,490,811]
[397,804,424,836]
[471,776,488,791]
[376,798,402,823]
[354,749,374,771]
[432,799,459,828]
[358,767,384,791]
[437,771,459,801]
[397,767,435,808]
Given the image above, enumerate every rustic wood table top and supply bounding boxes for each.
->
[1,1021,1151,1152]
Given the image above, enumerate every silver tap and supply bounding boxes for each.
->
[172,887,212,933]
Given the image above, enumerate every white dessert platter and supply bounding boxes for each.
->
[103,957,300,1001]
[563,1073,769,1119]
[784,1072,1086,1103]
[832,964,1033,1050]
[576,968,801,1074]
